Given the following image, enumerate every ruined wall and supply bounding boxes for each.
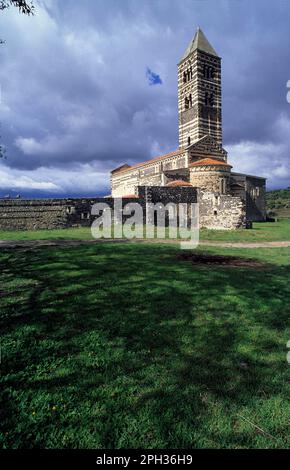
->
[0,197,142,231]
[199,191,246,229]
[0,199,68,231]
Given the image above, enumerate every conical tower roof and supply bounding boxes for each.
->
[180,27,218,61]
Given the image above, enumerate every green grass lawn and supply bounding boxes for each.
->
[200,219,290,242]
[0,219,289,243]
[0,242,289,448]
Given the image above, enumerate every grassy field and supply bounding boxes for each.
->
[0,219,289,242]
[200,219,290,242]
[0,242,289,449]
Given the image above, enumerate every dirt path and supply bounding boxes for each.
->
[0,239,290,249]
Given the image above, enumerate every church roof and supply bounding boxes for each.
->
[111,149,184,175]
[165,180,192,187]
[111,164,131,174]
[190,157,232,168]
[180,28,218,62]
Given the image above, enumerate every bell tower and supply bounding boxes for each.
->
[178,28,222,148]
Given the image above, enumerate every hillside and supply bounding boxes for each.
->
[266,188,290,218]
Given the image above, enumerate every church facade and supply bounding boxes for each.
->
[110,28,266,229]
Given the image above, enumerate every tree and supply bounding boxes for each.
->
[0,1,34,156]
[0,1,34,16]
[1,0,34,41]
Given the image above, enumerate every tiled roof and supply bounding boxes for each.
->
[165,180,192,187]
[111,149,183,175]
[111,164,131,174]
[190,158,232,168]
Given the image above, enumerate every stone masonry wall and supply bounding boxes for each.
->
[138,185,198,204]
[0,197,142,231]
[189,168,230,193]
[199,191,246,229]
[0,199,68,231]
[245,177,266,222]
[0,189,198,232]
[0,186,246,232]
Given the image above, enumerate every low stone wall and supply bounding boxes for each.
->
[0,199,68,231]
[0,197,149,231]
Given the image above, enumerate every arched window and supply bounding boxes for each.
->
[183,67,193,84]
[205,92,214,107]
[185,94,192,110]
[203,65,215,80]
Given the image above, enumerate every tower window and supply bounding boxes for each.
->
[187,136,191,146]
[203,65,215,80]
[184,94,192,110]
[205,92,214,107]
[183,67,193,83]
[189,66,193,80]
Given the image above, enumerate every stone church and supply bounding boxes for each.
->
[0,28,266,232]
[110,28,266,229]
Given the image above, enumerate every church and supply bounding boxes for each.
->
[110,28,266,229]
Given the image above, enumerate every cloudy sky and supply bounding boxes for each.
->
[0,0,290,197]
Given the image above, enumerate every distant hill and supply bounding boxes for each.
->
[266,188,290,218]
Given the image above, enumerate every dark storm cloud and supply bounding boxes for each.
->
[0,0,289,194]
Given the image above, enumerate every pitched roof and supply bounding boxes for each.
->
[111,164,131,174]
[165,180,192,187]
[111,149,184,175]
[180,27,218,62]
[190,158,232,168]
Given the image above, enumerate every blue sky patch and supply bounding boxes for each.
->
[146,67,163,85]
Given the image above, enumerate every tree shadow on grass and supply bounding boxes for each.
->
[0,244,289,448]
